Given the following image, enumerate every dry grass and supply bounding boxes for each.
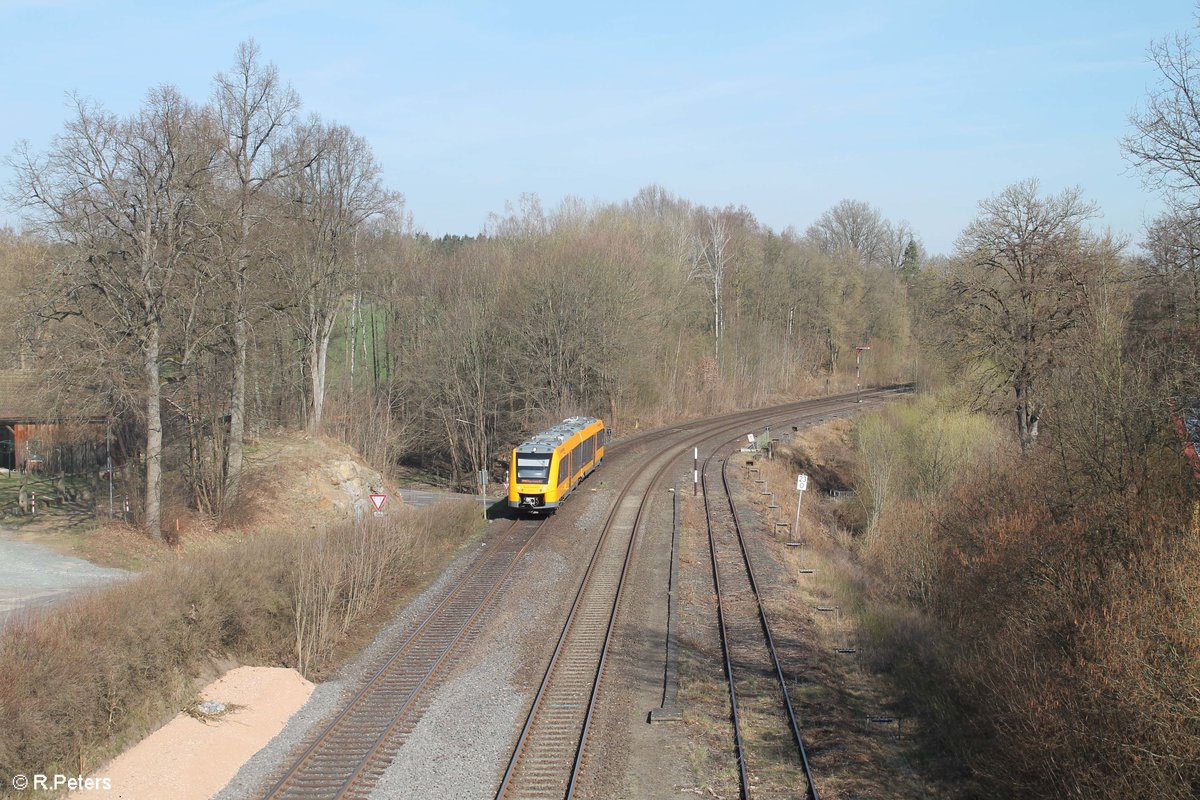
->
[0,500,481,797]
[728,429,967,799]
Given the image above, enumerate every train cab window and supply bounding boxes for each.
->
[516,455,551,483]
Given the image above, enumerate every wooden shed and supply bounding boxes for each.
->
[0,369,105,473]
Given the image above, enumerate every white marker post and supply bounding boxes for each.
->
[794,473,809,532]
[693,447,698,496]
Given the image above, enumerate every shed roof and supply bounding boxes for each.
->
[0,370,46,421]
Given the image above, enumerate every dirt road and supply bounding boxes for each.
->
[0,528,128,628]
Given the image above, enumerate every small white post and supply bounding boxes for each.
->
[794,474,809,532]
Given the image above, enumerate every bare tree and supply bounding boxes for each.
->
[806,199,888,267]
[946,179,1112,452]
[806,198,917,273]
[1142,209,1200,330]
[212,39,300,514]
[8,88,217,536]
[1125,31,1200,211]
[682,209,734,362]
[880,219,916,272]
[485,192,547,239]
[1124,25,1200,388]
[278,119,396,433]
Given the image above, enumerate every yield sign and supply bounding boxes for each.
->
[369,494,387,511]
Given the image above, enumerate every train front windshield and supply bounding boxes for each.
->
[516,456,551,483]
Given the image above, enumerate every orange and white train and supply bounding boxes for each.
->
[508,417,606,514]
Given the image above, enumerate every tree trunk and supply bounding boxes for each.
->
[714,286,721,363]
[144,321,163,539]
[348,292,358,390]
[225,286,247,514]
[1016,382,1039,453]
[308,313,334,434]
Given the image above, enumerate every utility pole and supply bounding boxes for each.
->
[855,345,871,403]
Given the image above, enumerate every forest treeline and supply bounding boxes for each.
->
[1,41,920,537]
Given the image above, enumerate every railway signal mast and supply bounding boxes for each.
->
[855,345,871,403]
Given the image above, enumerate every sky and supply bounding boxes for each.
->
[1,0,1195,255]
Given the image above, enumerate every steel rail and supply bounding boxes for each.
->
[701,457,752,798]
[720,441,820,799]
[700,400,876,799]
[498,388,909,799]
[498,405,799,798]
[263,386,908,800]
[605,384,914,455]
[496,433,677,799]
[695,404,841,799]
[264,518,543,800]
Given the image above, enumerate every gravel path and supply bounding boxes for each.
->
[0,529,129,628]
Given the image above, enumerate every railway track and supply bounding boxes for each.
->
[263,518,543,800]
[262,386,907,799]
[495,426,686,799]
[497,386,905,799]
[700,435,819,800]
